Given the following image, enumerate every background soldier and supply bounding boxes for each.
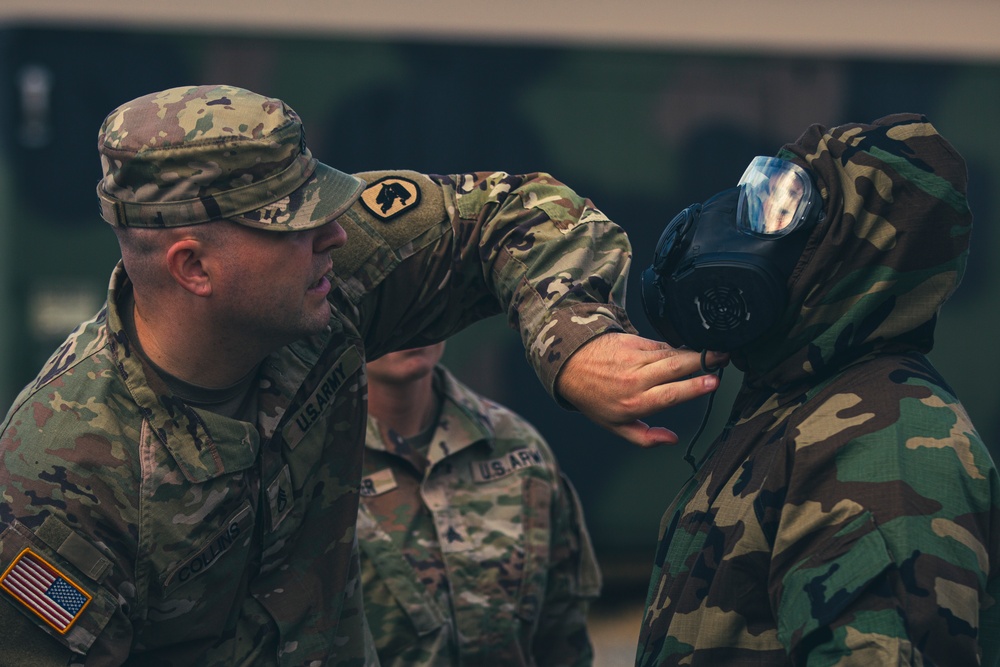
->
[359,342,601,666]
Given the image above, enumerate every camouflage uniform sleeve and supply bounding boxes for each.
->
[331,170,635,400]
[0,603,80,666]
[533,469,602,667]
[767,379,1000,665]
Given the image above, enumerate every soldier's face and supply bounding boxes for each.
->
[366,343,446,387]
[212,219,347,348]
[761,171,805,233]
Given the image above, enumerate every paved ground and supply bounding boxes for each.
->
[588,599,644,666]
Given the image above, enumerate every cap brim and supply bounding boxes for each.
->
[231,162,366,231]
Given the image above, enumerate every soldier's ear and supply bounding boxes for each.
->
[165,238,213,298]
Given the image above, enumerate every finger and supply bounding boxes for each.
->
[610,420,679,448]
[637,342,730,372]
[703,350,731,371]
[640,373,720,413]
[642,347,712,384]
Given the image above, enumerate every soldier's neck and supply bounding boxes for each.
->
[367,374,440,439]
[126,288,267,389]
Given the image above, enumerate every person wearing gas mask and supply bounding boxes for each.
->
[637,113,999,666]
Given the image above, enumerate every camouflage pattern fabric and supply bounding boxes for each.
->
[636,114,1000,666]
[333,169,636,397]
[0,164,632,664]
[96,84,365,230]
[358,366,601,666]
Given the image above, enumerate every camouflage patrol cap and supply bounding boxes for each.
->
[96,84,365,230]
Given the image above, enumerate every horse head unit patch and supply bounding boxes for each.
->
[359,176,421,221]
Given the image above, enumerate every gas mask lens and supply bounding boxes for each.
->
[737,156,819,236]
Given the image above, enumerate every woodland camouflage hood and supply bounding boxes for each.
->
[737,113,972,389]
[636,114,997,667]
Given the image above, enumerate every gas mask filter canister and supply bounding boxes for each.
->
[641,156,823,352]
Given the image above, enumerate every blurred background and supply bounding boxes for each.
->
[1,1,998,663]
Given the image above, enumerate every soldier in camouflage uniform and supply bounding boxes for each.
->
[635,113,1000,665]
[359,342,601,666]
[0,84,720,665]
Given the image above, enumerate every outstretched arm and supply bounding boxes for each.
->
[333,170,724,447]
[556,333,725,448]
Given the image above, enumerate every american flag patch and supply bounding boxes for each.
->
[0,548,91,634]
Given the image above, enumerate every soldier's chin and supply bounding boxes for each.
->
[292,303,334,343]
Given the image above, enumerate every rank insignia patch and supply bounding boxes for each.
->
[1,548,92,634]
[360,468,398,497]
[360,177,421,221]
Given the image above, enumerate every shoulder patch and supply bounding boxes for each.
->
[331,170,446,281]
[0,548,92,634]
[359,176,421,221]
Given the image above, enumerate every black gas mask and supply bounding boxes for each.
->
[641,156,824,352]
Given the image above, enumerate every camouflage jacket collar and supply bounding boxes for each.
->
[365,366,495,468]
[106,264,259,482]
[735,114,972,393]
[107,263,327,483]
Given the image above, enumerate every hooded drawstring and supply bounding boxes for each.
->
[683,350,725,472]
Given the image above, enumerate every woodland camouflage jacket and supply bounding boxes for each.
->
[636,114,1000,666]
[0,169,632,666]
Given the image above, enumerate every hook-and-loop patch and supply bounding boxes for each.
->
[0,548,92,634]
